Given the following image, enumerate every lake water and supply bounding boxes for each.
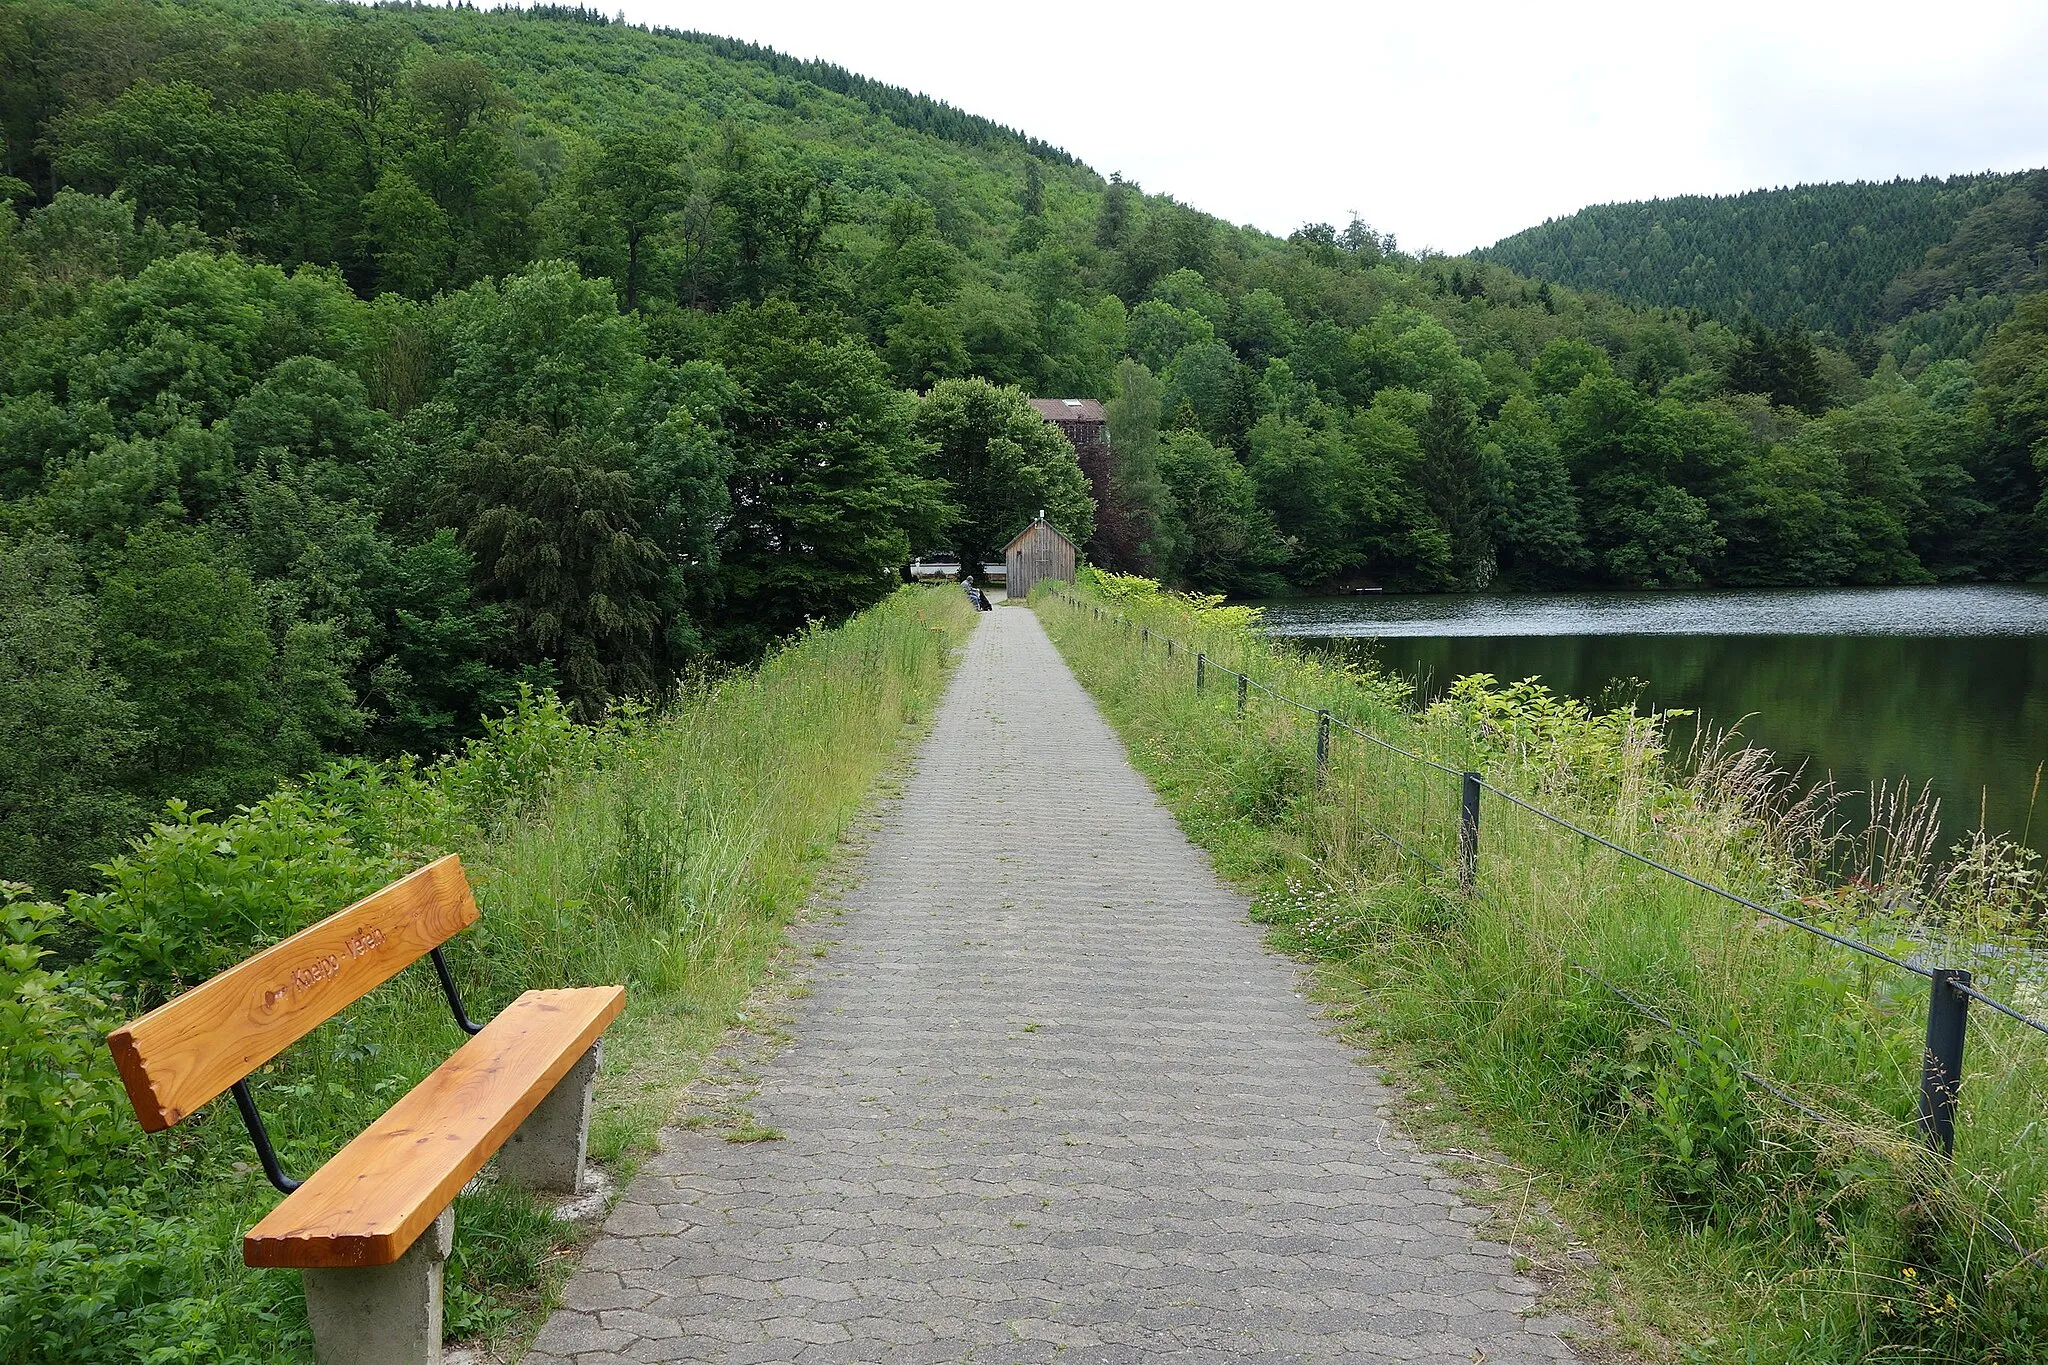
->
[1256,586,2048,851]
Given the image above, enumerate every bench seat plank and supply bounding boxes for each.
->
[243,985,625,1269]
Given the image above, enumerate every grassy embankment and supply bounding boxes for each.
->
[0,585,974,1364]
[1036,576,2048,1364]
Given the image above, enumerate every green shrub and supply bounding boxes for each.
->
[1227,727,1310,826]
[0,1198,288,1364]
[431,684,635,833]
[293,756,476,871]
[0,884,132,1212]
[1629,1031,1757,1210]
[70,795,388,1002]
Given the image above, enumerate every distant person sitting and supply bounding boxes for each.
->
[962,576,992,611]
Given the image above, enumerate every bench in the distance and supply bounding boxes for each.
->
[106,853,625,1365]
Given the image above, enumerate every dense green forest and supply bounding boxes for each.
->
[4,0,2048,892]
[1481,172,2048,360]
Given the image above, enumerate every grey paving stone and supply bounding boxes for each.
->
[527,607,1584,1363]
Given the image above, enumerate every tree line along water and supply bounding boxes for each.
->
[1262,584,2048,855]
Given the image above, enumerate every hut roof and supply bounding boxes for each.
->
[1003,515,1078,555]
[1027,397,1107,424]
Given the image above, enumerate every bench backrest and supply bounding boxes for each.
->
[107,854,481,1132]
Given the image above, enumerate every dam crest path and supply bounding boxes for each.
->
[527,603,1581,1364]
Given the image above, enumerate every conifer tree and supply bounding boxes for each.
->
[449,421,666,710]
[1416,383,1496,588]
[1101,358,1182,574]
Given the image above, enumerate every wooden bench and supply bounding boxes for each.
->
[107,854,625,1365]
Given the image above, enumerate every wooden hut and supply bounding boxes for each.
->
[1003,513,1078,599]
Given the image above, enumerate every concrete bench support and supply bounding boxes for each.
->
[302,1207,453,1365]
[498,1040,602,1194]
[294,1043,598,1365]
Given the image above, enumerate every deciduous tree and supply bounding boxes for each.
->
[914,376,1093,565]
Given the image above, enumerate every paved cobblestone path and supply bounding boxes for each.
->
[526,607,1581,1364]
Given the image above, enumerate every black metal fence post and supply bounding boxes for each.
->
[1237,674,1248,714]
[1315,711,1331,793]
[1919,968,1972,1156]
[1141,627,1149,658]
[1196,654,1206,693]
[1459,771,1482,892]
[1166,638,1175,660]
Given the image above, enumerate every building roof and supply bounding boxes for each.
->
[1004,514,1079,555]
[1027,397,1107,424]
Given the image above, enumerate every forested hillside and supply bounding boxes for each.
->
[1481,173,2048,363]
[4,0,2048,892]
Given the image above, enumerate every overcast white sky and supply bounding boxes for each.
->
[593,0,2048,253]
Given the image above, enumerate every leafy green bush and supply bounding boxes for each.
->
[70,685,639,1005]
[0,1198,287,1364]
[292,756,477,872]
[0,884,131,1212]
[1627,1031,1757,1210]
[1080,567,1266,632]
[70,796,388,1003]
[1425,672,1684,811]
[429,685,635,834]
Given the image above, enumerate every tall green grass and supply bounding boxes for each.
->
[0,585,974,1363]
[1038,577,2048,1364]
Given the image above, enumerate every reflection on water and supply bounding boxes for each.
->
[1260,584,2048,639]
[1257,586,2048,851]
